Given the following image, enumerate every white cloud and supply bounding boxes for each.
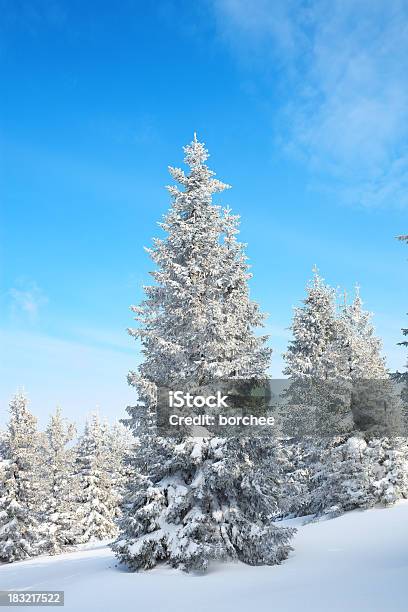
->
[0,329,137,428]
[213,0,299,52]
[213,0,408,207]
[9,281,48,321]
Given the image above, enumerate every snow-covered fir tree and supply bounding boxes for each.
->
[75,413,119,543]
[0,429,7,459]
[333,289,405,509]
[333,286,389,387]
[107,422,134,515]
[338,287,403,434]
[281,268,341,515]
[6,392,42,509]
[0,392,43,562]
[0,459,42,562]
[283,267,353,434]
[113,135,294,572]
[283,267,338,381]
[284,280,406,516]
[43,408,78,554]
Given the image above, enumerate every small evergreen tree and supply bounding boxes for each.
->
[43,408,77,554]
[7,392,42,508]
[75,414,119,543]
[106,422,134,517]
[283,273,406,516]
[365,437,407,505]
[283,267,338,381]
[312,288,404,514]
[0,460,41,562]
[0,392,42,562]
[281,269,340,515]
[0,429,7,459]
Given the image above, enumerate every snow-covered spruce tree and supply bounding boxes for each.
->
[43,408,78,554]
[332,286,391,384]
[106,422,134,516]
[0,429,7,459]
[364,436,408,506]
[339,287,402,434]
[7,392,43,510]
[0,392,43,562]
[312,288,406,514]
[113,135,294,572]
[75,413,119,543]
[281,268,341,516]
[284,268,354,432]
[283,267,338,382]
[0,459,43,562]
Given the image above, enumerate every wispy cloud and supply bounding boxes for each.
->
[69,326,136,354]
[212,0,408,208]
[0,328,137,427]
[9,280,48,322]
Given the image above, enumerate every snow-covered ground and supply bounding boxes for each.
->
[1,502,407,612]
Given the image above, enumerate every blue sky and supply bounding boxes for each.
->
[1,0,407,426]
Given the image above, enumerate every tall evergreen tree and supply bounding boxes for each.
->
[75,413,119,543]
[113,136,294,572]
